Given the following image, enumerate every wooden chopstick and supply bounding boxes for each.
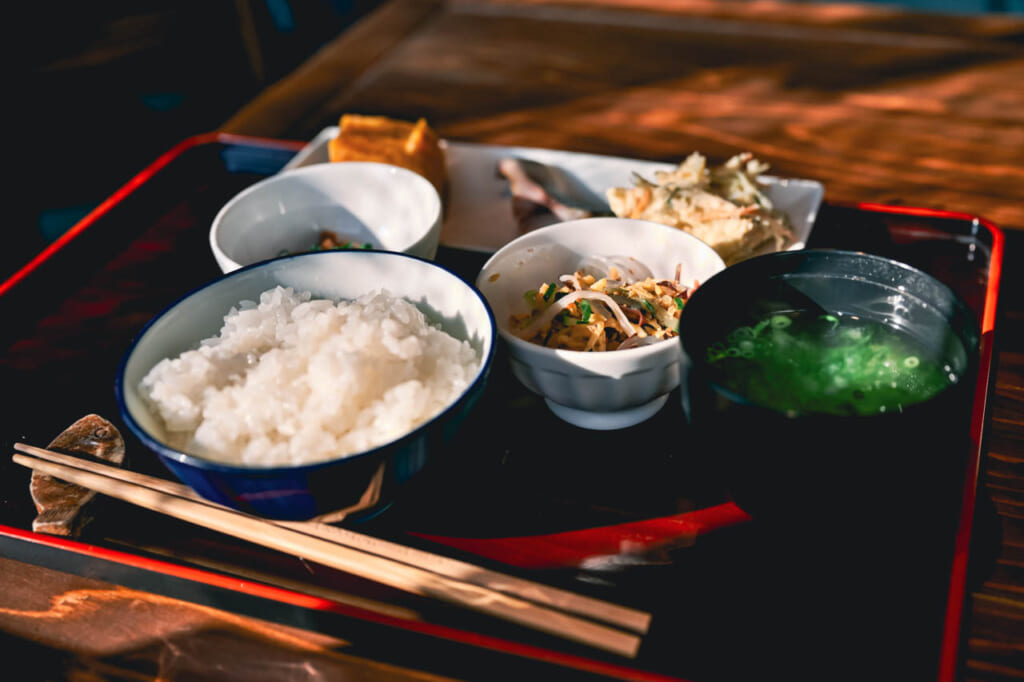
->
[12,451,640,656]
[12,446,646,657]
[14,442,649,636]
[277,519,651,635]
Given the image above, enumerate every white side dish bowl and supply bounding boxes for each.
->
[210,162,443,273]
[476,217,726,430]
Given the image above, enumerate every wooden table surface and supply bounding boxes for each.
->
[4,0,1022,679]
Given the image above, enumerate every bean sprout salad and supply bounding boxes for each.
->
[510,256,698,351]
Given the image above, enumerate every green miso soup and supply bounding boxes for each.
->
[705,311,958,417]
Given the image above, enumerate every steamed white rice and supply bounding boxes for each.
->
[139,285,481,467]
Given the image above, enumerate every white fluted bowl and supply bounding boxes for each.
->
[476,217,725,430]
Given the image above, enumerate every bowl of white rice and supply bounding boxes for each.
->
[116,250,495,520]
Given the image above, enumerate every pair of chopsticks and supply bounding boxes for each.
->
[12,443,650,657]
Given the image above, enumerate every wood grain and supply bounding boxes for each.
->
[223,0,1024,233]
[0,557,453,681]
[971,228,1024,682]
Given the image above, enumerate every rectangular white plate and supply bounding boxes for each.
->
[284,127,825,255]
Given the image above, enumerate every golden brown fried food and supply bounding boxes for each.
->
[328,114,447,197]
[606,152,793,265]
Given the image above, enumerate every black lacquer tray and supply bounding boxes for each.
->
[0,133,1003,682]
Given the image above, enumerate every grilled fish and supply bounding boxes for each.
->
[497,157,611,234]
[29,414,126,537]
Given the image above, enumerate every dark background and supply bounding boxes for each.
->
[18,0,380,282]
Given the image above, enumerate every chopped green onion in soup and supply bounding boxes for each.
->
[706,311,957,416]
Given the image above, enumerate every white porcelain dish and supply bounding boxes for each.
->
[476,217,726,430]
[284,128,825,254]
[210,161,443,273]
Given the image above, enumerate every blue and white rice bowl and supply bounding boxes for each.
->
[117,250,495,520]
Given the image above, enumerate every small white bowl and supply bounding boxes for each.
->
[210,162,443,273]
[476,217,726,430]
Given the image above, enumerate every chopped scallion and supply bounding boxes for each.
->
[579,299,592,323]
